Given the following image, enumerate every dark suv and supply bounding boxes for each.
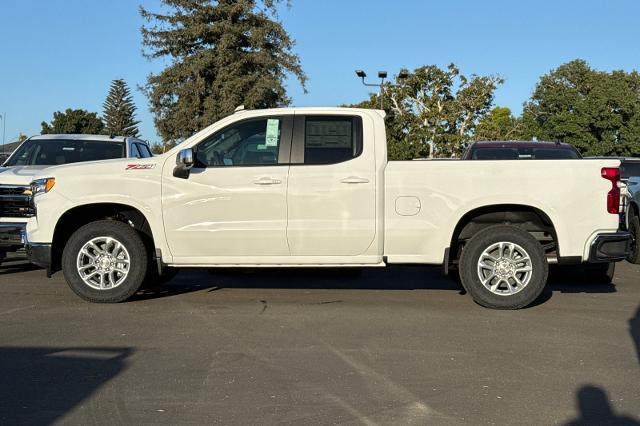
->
[462,141,582,160]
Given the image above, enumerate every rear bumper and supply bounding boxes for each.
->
[588,232,632,263]
[26,243,52,276]
[0,223,26,252]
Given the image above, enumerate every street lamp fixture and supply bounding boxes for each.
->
[354,69,409,110]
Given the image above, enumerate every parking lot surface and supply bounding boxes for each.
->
[0,257,638,425]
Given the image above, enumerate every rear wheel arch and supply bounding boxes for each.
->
[448,204,559,265]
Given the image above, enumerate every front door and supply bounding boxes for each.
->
[163,115,293,261]
[286,114,377,256]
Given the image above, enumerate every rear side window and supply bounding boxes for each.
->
[303,116,362,165]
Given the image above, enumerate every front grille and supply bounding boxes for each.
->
[0,185,34,218]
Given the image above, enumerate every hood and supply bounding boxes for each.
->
[0,165,52,186]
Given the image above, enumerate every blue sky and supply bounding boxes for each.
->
[1,0,639,144]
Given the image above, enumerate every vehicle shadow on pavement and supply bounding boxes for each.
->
[564,385,640,425]
[132,265,618,303]
[0,257,40,276]
[631,306,640,366]
[0,346,133,425]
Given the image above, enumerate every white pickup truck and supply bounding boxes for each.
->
[25,108,632,309]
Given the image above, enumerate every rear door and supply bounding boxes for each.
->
[286,113,377,256]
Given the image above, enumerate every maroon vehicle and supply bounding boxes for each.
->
[462,140,582,160]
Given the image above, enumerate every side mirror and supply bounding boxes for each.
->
[173,148,195,179]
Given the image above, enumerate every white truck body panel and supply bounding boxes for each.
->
[26,108,621,268]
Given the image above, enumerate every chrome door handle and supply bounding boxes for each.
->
[341,176,369,184]
[253,177,282,185]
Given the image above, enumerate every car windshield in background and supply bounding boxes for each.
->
[471,147,581,160]
[4,139,125,166]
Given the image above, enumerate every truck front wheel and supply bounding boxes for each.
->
[62,220,148,303]
[459,225,548,310]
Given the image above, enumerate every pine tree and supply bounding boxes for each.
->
[140,0,306,144]
[102,79,140,137]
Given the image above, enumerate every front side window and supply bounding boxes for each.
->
[304,116,360,165]
[129,143,141,158]
[195,118,282,167]
[137,143,152,158]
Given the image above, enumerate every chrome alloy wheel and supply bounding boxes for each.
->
[477,242,533,296]
[76,237,131,290]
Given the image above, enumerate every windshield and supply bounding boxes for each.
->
[4,139,126,166]
[470,146,581,160]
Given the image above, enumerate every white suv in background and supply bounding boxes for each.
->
[0,134,152,263]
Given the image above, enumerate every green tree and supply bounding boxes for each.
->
[522,59,640,156]
[352,64,502,159]
[41,109,105,135]
[474,107,523,141]
[103,79,140,137]
[140,0,307,145]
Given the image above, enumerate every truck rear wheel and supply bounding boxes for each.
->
[459,225,548,309]
[627,215,640,264]
[62,220,148,303]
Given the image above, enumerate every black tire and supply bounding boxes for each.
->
[627,215,640,264]
[62,220,148,303]
[459,225,548,310]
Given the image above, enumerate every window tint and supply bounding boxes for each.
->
[196,118,282,167]
[5,140,126,166]
[471,147,580,160]
[129,143,140,158]
[136,143,152,158]
[304,117,360,165]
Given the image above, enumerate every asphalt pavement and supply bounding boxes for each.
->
[0,256,638,425]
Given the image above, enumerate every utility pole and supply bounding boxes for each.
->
[355,69,409,110]
[0,113,5,155]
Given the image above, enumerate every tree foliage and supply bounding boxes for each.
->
[522,59,640,156]
[41,109,105,135]
[474,107,523,141]
[140,0,307,144]
[103,79,140,137]
[352,64,502,159]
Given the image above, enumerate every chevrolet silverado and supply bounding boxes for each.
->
[24,108,632,309]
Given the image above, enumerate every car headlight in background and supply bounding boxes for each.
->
[30,178,56,197]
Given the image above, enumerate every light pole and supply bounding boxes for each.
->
[0,113,5,155]
[355,69,409,110]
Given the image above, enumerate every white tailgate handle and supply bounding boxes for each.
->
[253,177,282,185]
[341,176,370,184]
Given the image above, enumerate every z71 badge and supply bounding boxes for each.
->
[126,164,156,170]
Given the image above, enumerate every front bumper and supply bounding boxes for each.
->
[26,243,52,276]
[0,223,26,252]
[588,232,632,263]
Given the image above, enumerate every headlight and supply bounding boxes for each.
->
[30,177,56,197]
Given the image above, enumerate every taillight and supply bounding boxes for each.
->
[601,167,621,214]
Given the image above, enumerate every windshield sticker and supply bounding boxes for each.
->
[265,119,279,147]
[126,164,156,170]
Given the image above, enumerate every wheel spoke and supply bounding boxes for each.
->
[478,260,495,270]
[512,275,524,290]
[481,273,495,285]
